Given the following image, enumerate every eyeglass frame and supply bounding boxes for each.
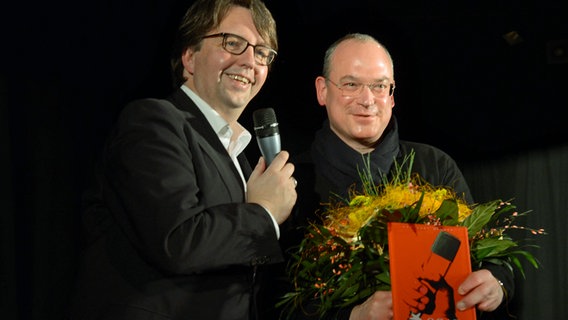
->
[201,32,277,66]
[325,78,395,97]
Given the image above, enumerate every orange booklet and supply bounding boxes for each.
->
[388,222,476,320]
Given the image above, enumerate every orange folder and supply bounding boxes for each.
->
[388,222,476,320]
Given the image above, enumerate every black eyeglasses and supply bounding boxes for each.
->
[326,78,395,97]
[201,33,277,66]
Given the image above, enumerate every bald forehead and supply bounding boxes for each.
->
[331,39,394,77]
[334,39,389,61]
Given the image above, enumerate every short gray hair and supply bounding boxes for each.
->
[322,33,394,78]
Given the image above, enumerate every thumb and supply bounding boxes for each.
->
[248,157,266,182]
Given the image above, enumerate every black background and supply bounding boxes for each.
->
[1,0,567,319]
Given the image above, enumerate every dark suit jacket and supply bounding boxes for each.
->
[70,88,283,320]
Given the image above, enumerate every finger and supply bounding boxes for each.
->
[418,278,435,292]
[281,159,295,178]
[476,296,501,312]
[456,289,482,311]
[248,157,266,181]
[458,269,490,296]
[265,150,289,170]
[456,281,498,312]
[476,279,504,312]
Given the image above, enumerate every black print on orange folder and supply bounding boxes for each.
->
[388,222,476,320]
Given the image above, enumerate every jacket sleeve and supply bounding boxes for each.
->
[97,99,283,275]
[400,141,474,203]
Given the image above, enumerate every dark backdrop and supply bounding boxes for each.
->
[2,0,567,319]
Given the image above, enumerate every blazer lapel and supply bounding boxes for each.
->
[167,89,247,199]
[238,153,252,180]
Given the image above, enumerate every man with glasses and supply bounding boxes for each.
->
[282,33,513,319]
[70,0,296,319]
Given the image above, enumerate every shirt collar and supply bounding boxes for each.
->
[180,85,252,156]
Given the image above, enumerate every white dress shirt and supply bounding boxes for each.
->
[180,85,280,238]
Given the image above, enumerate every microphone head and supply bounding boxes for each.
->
[431,231,461,262]
[253,108,279,137]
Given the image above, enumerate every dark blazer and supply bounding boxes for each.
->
[70,88,283,320]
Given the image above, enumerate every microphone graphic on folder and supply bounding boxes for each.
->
[253,108,281,166]
[415,231,461,317]
[429,231,461,277]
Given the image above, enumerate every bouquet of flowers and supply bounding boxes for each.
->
[278,151,545,318]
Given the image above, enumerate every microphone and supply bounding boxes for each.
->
[253,108,281,166]
[420,231,461,284]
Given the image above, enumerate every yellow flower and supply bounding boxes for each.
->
[325,181,473,242]
[280,152,543,319]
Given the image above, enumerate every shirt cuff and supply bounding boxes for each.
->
[258,205,280,239]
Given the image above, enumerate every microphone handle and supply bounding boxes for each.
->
[257,134,281,166]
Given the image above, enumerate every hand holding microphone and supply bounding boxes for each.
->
[253,107,297,187]
[252,107,296,187]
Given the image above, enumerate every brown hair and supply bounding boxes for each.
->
[170,0,278,88]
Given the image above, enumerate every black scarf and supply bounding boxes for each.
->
[310,117,400,200]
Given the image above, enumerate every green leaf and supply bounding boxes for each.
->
[279,151,545,320]
[462,200,500,237]
[401,192,423,222]
[471,238,517,260]
[435,199,459,225]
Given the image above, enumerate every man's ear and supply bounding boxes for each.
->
[315,76,328,107]
[390,82,396,108]
[182,48,195,75]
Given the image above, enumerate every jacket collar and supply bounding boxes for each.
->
[311,117,400,199]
